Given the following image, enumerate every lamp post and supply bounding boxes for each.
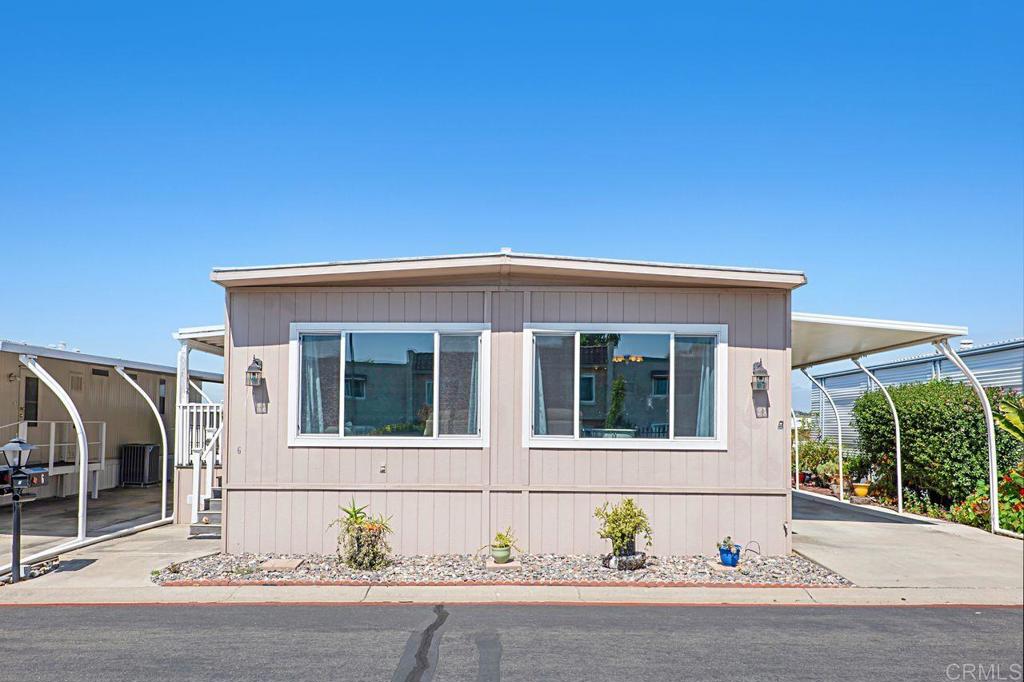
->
[2,437,38,583]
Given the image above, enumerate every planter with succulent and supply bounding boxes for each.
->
[329,498,394,570]
[716,536,742,567]
[481,527,521,564]
[594,497,653,570]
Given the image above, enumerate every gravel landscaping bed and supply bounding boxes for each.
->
[154,552,851,587]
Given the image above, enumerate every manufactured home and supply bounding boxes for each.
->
[0,340,220,509]
[187,252,803,556]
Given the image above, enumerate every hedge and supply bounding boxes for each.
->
[851,380,1024,505]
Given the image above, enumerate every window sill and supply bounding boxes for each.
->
[288,435,487,449]
[526,437,728,451]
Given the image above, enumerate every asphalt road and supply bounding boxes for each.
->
[2,604,1020,681]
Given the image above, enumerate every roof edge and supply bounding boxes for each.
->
[0,340,223,383]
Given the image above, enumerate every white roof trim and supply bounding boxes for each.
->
[210,251,807,289]
[0,339,223,383]
[792,312,968,370]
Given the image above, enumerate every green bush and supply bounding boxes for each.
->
[795,437,838,474]
[851,381,1023,504]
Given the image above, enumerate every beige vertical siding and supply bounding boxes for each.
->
[0,350,178,503]
[222,285,792,556]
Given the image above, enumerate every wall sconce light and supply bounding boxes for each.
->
[751,360,769,391]
[245,356,263,387]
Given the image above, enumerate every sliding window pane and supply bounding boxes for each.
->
[438,335,480,435]
[533,334,574,436]
[345,333,434,437]
[299,335,341,434]
[579,333,670,439]
[674,336,716,437]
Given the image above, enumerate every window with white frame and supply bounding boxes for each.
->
[525,324,728,449]
[290,324,489,446]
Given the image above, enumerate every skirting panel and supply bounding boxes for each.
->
[224,489,790,556]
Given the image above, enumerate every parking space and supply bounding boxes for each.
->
[0,486,163,566]
[792,491,1024,589]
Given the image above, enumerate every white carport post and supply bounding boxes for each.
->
[852,357,904,514]
[175,341,191,466]
[934,340,1022,539]
[18,354,89,541]
[801,369,844,502]
[791,409,800,490]
[114,366,170,520]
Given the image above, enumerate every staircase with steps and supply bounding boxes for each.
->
[189,474,222,539]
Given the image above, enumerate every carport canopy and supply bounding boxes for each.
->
[792,312,967,369]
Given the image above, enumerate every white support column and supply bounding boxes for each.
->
[791,409,800,490]
[174,342,191,467]
[802,369,844,501]
[934,340,1021,538]
[853,357,903,514]
[115,366,170,520]
[18,354,89,541]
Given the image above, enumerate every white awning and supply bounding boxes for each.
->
[792,312,967,369]
[173,324,226,357]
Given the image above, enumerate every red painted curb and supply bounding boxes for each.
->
[157,578,850,589]
[0,602,1019,609]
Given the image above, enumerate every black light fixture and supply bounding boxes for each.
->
[751,360,770,392]
[245,356,263,387]
[2,437,46,584]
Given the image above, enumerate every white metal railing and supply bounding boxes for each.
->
[191,422,223,524]
[176,402,222,466]
[0,420,106,474]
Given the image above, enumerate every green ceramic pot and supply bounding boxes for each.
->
[490,546,512,564]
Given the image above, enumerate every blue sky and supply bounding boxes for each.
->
[2,2,1022,407]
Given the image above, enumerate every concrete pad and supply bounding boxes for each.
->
[793,491,1023,589]
[485,558,521,570]
[260,558,304,571]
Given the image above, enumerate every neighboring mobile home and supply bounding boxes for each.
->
[0,339,220,505]
[211,252,805,556]
[810,337,1024,449]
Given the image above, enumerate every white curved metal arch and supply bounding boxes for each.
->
[852,357,903,514]
[18,354,90,541]
[801,368,844,502]
[115,366,170,521]
[934,340,1022,539]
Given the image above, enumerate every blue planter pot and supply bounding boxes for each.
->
[719,545,741,567]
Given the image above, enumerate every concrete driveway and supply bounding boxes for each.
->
[792,491,1024,592]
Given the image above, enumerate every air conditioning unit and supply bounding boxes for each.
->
[119,444,164,486]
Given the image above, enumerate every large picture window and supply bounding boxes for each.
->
[524,324,727,450]
[289,323,489,447]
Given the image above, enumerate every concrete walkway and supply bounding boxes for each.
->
[2,515,1021,606]
[792,491,1023,602]
[0,486,164,565]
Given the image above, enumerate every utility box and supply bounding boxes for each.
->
[119,444,163,486]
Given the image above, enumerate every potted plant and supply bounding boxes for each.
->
[852,480,870,497]
[329,498,394,570]
[482,527,521,564]
[717,536,741,567]
[594,498,653,570]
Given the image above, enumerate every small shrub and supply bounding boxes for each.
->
[949,464,1024,533]
[796,438,838,474]
[330,498,394,570]
[594,498,653,555]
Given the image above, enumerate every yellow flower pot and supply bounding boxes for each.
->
[852,483,870,497]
